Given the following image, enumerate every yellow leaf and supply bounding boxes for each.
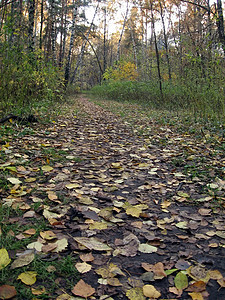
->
[17,271,37,285]
[208,270,223,280]
[107,277,122,286]
[0,248,11,270]
[161,200,172,209]
[126,287,145,300]
[65,183,80,189]
[187,266,210,283]
[111,163,121,169]
[143,285,161,298]
[188,292,204,300]
[41,165,53,172]
[89,222,108,230]
[31,286,46,295]
[126,206,142,218]
[40,230,56,240]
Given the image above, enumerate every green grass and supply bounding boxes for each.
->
[0,255,79,299]
[0,204,79,299]
[89,80,225,123]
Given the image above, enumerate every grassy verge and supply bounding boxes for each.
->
[89,80,225,123]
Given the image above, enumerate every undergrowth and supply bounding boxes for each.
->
[89,80,225,124]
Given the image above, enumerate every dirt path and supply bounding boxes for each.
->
[1,95,225,299]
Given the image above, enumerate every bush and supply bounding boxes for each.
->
[0,43,64,117]
[90,80,225,122]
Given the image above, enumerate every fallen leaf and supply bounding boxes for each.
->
[23,228,36,236]
[188,292,204,300]
[161,200,171,209]
[143,284,161,298]
[169,286,182,296]
[175,221,188,229]
[17,271,37,285]
[208,270,223,280]
[52,238,68,252]
[7,177,22,185]
[11,252,34,269]
[65,183,80,189]
[89,221,108,230]
[74,237,112,251]
[56,294,78,300]
[186,281,206,292]
[125,206,142,217]
[0,248,11,270]
[174,272,188,290]
[71,279,95,298]
[40,230,56,240]
[75,262,92,273]
[187,266,210,283]
[27,241,43,252]
[41,165,53,172]
[126,287,145,300]
[42,243,57,253]
[31,286,46,295]
[198,208,211,216]
[107,277,122,286]
[0,285,17,299]
[152,262,167,278]
[217,278,225,287]
[138,244,157,253]
[80,253,94,262]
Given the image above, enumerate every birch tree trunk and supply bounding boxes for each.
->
[128,21,138,70]
[150,2,163,99]
[64,3,78,86]
[50,0,57,63]
[116,0,129,63]
[70,3,99,84]
[39,0,44,50]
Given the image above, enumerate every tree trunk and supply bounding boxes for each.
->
[59,0,65,66]
[62,0,68,66]
[39,0,44,50]
[217,0,225,53]
[150,3,163,99]
[128,21,138,71]
[103,8,107,74]
[28,0,35,52]
[50,0,57,63]
[64,3,78,86]
[116,0,129,63]
[70,3,99,84]
[159,0,171,80]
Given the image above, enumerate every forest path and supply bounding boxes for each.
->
[0,95,225,299]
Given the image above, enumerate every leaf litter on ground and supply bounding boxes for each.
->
[0,95,224,299]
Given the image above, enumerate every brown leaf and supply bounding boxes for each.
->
[0,285,17,299]
[80,253,94,262]
[186,281,206,292]
[71,279,95,298]
[152,262,166,278]
[198,208,211,216]
[42,243,58,253]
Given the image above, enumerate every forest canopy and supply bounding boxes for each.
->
[0,0,224,120]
